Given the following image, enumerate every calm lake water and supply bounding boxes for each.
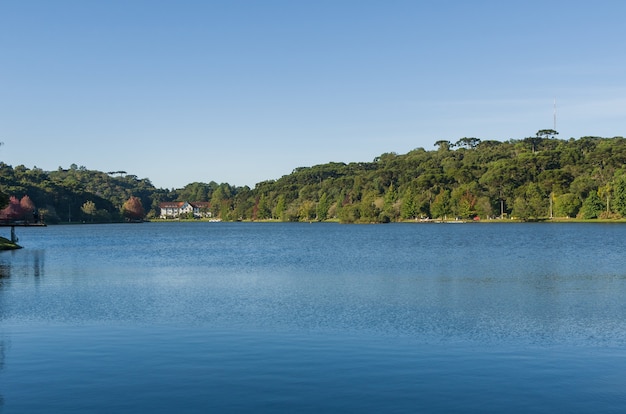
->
[1,222,626,413]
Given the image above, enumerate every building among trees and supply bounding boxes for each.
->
[158,201,211,219]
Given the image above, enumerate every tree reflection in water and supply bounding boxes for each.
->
[0,261,8,408]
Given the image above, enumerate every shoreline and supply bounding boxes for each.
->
[0,236,22,250]
[148,217,626,224]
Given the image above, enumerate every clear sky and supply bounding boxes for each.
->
[1,1,625,189]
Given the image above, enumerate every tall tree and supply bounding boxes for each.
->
[455,137,481,149]
[434,140,451,151]
[210,186,225,218]
[400,188,417,219]
[255,195,271,220]
[612,172,626,217]
[431,189,451,219]
[274,195,286,220]
[316,193,330,221]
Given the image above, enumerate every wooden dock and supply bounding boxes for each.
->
[0,222,47,243]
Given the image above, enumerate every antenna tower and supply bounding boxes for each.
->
[553,97,557,131]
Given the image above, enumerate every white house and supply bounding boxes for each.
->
[159,201,211,219]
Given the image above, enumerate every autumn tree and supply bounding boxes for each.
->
[20,195,35,211]
[122,196,145,221]
[0,196,25,220]
[20,195,36,222]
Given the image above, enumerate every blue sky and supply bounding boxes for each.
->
[2,1,625,189]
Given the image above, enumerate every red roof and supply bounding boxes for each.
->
[159,202,184,208]
[159,201,211,208]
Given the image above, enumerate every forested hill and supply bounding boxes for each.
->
[2,135,626,223]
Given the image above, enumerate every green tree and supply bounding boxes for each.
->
[597,182,613,215]
[358,192,380,223]
[233,187,254,220]
[455,137,481,149]
[210,186,225,217]
[434,140,451,151]
[299,200,316,221]
[81,200,97,221]
[536,129,559,139]
[0,191,9,210]
[570,175,597,203]
[474,196,494,219]
[479,159,517,217]
[579,191,603,219]
[255,195,271,220]
[454,189,477,218]
[338,203,359,223]
[274,195,286,220]
[612,173,626,217]
[179,182,211,202]
[381,184,399,221]
[512,183,546,220]
[400,188,417,219]
[316,193,330,221]
[553,193,580,218]
[431,189,451,219]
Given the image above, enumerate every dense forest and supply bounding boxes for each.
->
[2,132,626,223]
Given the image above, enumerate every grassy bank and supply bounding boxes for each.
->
[0,236,21,250]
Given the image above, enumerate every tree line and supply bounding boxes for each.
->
[2,133,626,223]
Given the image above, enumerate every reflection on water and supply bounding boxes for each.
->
[0,249,44,282]
[31,250,43,279]
[2,224,626,344]
[0,255,8,408]
[0,263,9,289]
[1,223,626,412]
[0,339,4,408]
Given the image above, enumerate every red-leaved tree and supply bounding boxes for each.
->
[122,196,145,221]
[0,196,25,221]
[20,195,36,222]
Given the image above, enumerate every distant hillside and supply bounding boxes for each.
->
[2,134,626,223]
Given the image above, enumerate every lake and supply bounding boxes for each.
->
[1,222,626,413]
